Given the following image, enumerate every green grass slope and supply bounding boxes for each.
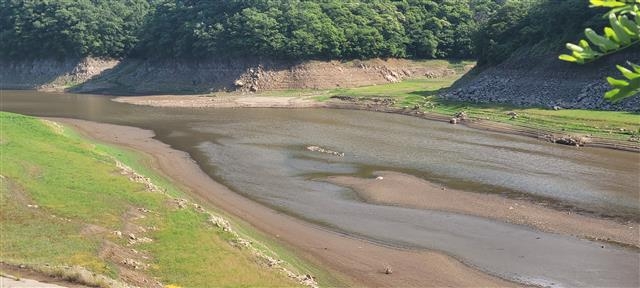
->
[0,112,320,287]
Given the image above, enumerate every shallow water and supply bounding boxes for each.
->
[2,90,639,287]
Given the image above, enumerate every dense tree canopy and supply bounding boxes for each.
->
[1,0,504,60]
[0,0,150,58]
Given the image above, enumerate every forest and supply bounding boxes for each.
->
[0,0,602,63]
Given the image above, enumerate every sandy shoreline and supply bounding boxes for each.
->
[52,118,514,287]
[327,171,639,249]
[114,94,640,153]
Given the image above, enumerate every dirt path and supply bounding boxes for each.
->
[51,118,514,287]
[327,171,639,249]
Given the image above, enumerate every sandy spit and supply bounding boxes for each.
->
[113,94,328,108]
[51,118,515,288]
[327,171,639,249]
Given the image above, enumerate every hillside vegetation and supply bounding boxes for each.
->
[1,0,500,60]
[2,0,607,62]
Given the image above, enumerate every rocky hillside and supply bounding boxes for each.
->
[442,51,640,111]
[0,58,455,94]
[0,58,118,91]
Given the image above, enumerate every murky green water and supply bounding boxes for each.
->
[2,90,639,287]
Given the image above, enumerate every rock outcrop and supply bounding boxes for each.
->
[441,51,640,111]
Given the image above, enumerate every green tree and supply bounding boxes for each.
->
[559,0,640,101]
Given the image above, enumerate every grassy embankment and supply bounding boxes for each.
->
[251,60,639,142]
[0,112,333,287]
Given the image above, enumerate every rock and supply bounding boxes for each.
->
[454,111,468,120]
[450,118,458,124]
[306,145,345,157]
[384,265,393,275]
[113,230,123,238]
[376,176,384,180]
[249,85,258,92]
[385,74,399,83]
[555,137,582,146]
[553,105,562,110]
[234,80,244,87]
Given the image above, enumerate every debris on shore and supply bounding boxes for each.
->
[306,145,345,157]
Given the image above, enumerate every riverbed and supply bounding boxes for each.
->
[2,90,639,287]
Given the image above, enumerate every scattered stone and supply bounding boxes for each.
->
[454,111,468,120]
[384,265,393,275]
[376,176,384,180]
[449,118,458,124]
[506,111,518,119]
[115,161,161,192]
[555,137,582,147]
[234,80,245,87]
[231,238,252,248]
[129,236,153,245]
[173,198,189,209]
[249,85,258,92]
[509,206,514,210]
[553,105,562,110]
[209,214,232,232]
[385,74,399,83]
[121,258,147,270]
[306,145,345,157]
[113,230,123,238]
[26,204,39,208]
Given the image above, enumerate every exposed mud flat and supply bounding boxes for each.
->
[326,171,639,248]
[114,93,640,152]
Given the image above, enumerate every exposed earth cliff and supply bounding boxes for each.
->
[0,58,455,95]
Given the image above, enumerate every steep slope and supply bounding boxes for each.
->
[441,51,640,111]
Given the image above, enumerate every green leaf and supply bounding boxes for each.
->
[605,77,640,102]
[604,88,622,100]
[585,28,620,51]
[610,13,632,44]
[616,65,640,80]
[579,39,591,48]
[620,16,640,37]
[566,43,584,52]
[559,54,579,62]
[607,76,629,87]
[604,27,620,42]
[630,62,640,73]
[590,0,626,8]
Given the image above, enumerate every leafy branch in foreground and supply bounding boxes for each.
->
[559,0,640,102]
